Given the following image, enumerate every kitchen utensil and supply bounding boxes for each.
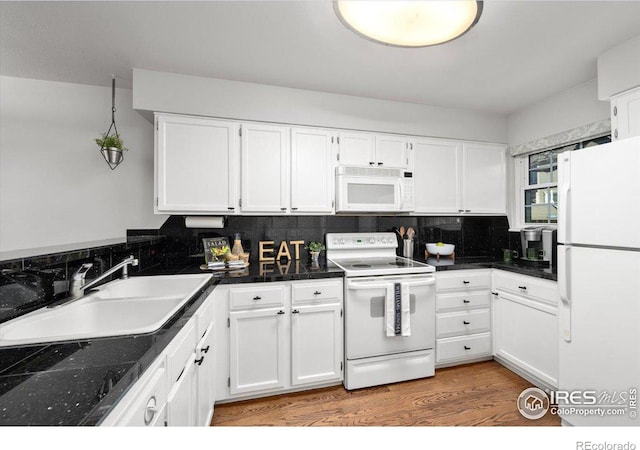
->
[407,227,415,240]
[399,226,405,238]
[403,239,414,259]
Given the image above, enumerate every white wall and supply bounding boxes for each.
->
[0,76,167,253]
[598,34,640,100]
[133,69,507,143]
[507,78,610,147]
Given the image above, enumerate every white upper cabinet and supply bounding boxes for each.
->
[156,114,239,214]
[240,123,290,214]
[461,142,507,214]
[413,138,461,214]
[338,131,375,166]
[611,86,640,141]
[375,134,409,168]
[291,128,336,214]
[338,131,408,169]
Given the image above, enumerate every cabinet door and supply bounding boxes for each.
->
[195,323,214,427]
[241,123,289,213]
[338,131,375,166]
[291,303,343,386]
[461,142,506,214]
[612,87,640,140]
[166,354,197,426]
[156,114,238,213]
[291,128,335,213]
[229,308,287,395]
[493,291,558,387]
[413,138,461,213]
[374,134,407,168]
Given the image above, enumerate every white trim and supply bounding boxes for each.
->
[508,119,611,156]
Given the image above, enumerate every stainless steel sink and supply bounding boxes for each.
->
[0,274,211,347]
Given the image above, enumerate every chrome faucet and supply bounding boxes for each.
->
[68,255,139,300]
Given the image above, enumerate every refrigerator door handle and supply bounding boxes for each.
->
[558,152,571,244]
[558,245,572,342]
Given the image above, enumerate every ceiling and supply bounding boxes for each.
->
[2,1,640,115]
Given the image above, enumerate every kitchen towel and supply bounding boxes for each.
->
[385,283,410,337]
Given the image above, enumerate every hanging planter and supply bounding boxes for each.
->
[95,75,128,170]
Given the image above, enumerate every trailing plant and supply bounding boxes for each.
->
[95,132,127,151]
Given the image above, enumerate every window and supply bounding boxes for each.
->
[520,134,611,225]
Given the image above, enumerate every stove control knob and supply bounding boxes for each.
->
[369,238,375,244]
[340,239,345,245]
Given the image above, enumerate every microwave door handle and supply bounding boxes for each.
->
[398,179,404,209]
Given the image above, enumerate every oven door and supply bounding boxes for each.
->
[336,175,402,212]
[345,275,435,360]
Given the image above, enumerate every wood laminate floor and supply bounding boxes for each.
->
[211,361,560,426]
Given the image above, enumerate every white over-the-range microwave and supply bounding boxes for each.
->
[335,166,415,213]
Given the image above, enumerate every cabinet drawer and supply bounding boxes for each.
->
[166,319,197,384]
[436,309,490,337]
[230,285,286,309]
[493,270,558,305]
[436,291,490,311]
[292,279,342,304]
[436,271,490,291]
[436,333,491,363]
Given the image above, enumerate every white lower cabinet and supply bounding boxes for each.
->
[101,291,215,427]
[215,279,344,402]
[492,270,559,389]
[435,270,492,367]
[229,307,287,395]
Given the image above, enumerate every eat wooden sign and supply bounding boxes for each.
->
[259,240,305,262]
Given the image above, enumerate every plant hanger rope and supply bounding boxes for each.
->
[98,75,125,170]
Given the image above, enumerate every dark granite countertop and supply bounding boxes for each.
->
[0,259,343,426]
[420,256,557,281]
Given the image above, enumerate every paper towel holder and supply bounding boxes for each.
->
[184,216,226,229]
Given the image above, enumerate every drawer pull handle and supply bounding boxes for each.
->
[292,309,300,314]
[253,296,262,300]
[195,356,205,366]
[464,346,471,350]
[463,281,470,284]
[463,321,470,325]
[313,291,322,295]
[201,345,210,354]
[518,286,527,290]
[463,299,470,304]
[277,310,285,315]
[144,396,157,425]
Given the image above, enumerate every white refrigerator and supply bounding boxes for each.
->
[557,135,640,426]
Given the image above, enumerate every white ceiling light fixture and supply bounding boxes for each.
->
[334,0,483,48]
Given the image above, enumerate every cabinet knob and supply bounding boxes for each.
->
[277,310,285,315]
[313,291,322,295]
[280,207,287,211]
[613,105,617,116]
[464,346,471,350]
[227,207,235,211]
[195,356,205,366]
[201,345,210,354]
[377,162,383,166]
[369,162,375,165]
[614,129,618,139]
[144,396,157,425]
[463,280,470,284]
[465,209,471,213]
[463,299,470,304]
[458,209,464,213]
[291,207,298,211]
[518,286,527,290]
[253,296,262,300]
[463,321,470,325]
[292,309,300,314]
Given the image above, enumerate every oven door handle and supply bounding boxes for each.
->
[347,278,434,290]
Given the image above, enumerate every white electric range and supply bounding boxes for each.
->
[327,232,436,390]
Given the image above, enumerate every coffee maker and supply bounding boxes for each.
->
[520,226,557,267]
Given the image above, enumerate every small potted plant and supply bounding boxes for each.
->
[305,241,326,265]
[95,132,127,165]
